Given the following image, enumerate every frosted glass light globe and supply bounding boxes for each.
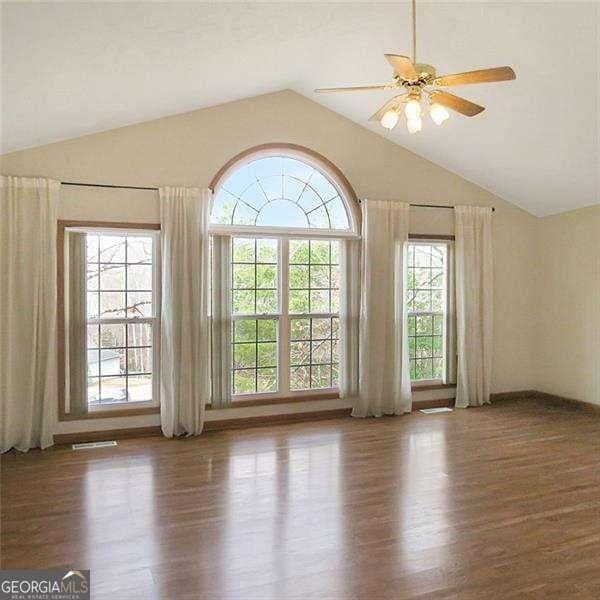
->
[381,109,399,130]
[404,98,422,120]
[430,103,450,125]
[406,116,422,134]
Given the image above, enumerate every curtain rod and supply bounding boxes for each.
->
[60,181,495,212]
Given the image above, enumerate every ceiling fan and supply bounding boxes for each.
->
[315,0,516,133]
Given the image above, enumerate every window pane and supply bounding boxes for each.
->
[99,236,126,263]
[233,369,255,394]
[98,376,128,404]
[289,240,309,263]
[100,323,126,348]
[234,320,256,343]
[257,342,277,368]
[311,364,331,388]
[232,238,255,263]
[233,264,255,289]
[256,264,277,289]
[127,237,153,264]
[291,318,310,340]
[256,290,278,313]
[257,368,277,393]
[233,289,255,314]
[289,265,309,288]
[290,341,310,365]
[127,264,153,290]
[290,366,310,391]
[310,240,330,264]
[100,265,125,290]
[310,265,330,289]
[127,374,153,401]
[127,347,152,374]
[233,343,256,369]
[256,238,278,263]
[127,323,152,347]
[416,314,433,335]
[257,320,277,342]
[312,317,331,339]
[289,289,309,313]
[312,340,331,364]
[126,291,152,317]
[310,289,329,313]
[100,291,125,318]
[99,348,125,376]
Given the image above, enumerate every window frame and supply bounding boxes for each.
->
[211,145,361,404]
[57,221,161,421]
[406,236,455,387]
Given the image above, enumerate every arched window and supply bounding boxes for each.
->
[210,145,359,235]
[209,145,359,403]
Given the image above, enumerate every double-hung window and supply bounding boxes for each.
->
[61,225,160,415]
[230,236,340,398]
[406,240,454,384]
[210,148,359,402]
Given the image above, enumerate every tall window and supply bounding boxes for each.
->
[84,230,159,408]
[211,146,359,400]
[406,241,450,383]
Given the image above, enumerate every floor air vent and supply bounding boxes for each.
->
[419,407,453,414]
[72,441,118,450]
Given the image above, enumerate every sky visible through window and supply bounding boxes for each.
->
[211,156,351,230]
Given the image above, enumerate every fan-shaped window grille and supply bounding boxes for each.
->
[211,155,353,231]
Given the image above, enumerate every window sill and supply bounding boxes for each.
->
[206,390,340,410]
[59,405,160,421]
[411,382,456,392]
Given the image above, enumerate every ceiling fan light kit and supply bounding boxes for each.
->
[315,0,516,134]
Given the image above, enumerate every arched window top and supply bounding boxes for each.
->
[210,145,359,235]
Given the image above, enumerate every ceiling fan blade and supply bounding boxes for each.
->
[429,91,485,117]
[434,66,516,87]
[385,54,418,81]
[369,94,408,122]
[315,85,390,93]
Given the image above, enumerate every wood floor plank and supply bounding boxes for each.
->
[2,398,600,599]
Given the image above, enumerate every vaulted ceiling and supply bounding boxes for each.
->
[2,2,598,216]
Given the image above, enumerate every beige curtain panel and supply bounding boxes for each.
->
[354,200,412,417]
[455,205,493,407]
[1,175,59,452]
[159,186,212,437]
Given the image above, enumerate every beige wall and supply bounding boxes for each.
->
[536,205,600,405]
[1,90,540,433]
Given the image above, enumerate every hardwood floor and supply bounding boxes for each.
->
[3,397,600,599]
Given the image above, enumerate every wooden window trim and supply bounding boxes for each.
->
[57,220,161,421]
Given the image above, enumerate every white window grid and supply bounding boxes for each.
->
[70,227,161,411]
[406,241,449,384]
[230,235,341,400]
